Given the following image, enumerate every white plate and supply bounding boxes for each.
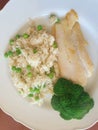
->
[0,0,98,130]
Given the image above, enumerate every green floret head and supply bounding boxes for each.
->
[53,78,73,96]
[60,112,72,120]
[51,78,94,120]
[51,95,61,111]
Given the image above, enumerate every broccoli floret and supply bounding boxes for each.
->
[53,78,73,96]
[60,112,72,120]
[51,78,94,120]
[51,95,61,111]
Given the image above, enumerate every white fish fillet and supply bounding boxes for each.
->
[55,24,87,86]
[54,9,94,86]
[71,22,94,77]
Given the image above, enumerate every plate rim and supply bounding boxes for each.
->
[0,105,98,130]
[0,0,98,130]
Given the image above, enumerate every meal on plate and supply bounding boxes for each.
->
[4,9,94,120]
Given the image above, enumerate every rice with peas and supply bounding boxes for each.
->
[6,24,59,104]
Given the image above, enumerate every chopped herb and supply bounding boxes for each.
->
[16,48,21,55]
[37,25,43,31]
[27,72,33,77]
[26,65,31,71]
[53,41,58,48]
[23,33,29,39]
[33,48,38,54]
[9,39,14,45]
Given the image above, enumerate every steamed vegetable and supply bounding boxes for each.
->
[37,25,43,31]
[12,66,22,73]
[4,50,13,58]
[9,39,14,45]
[23,33,29,38]
[26,65,31,71]
[33,48,38,54]
[51,78,94,120]
[15,34,21,39]
[16,48,21,55]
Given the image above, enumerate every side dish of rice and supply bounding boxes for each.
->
[5,24,59,104]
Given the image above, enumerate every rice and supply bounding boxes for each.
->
[8,24,59,104]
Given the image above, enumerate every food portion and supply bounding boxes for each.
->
[4,9,94,120]
[53,9,94,86]
[5,24,59,104]
[51,78,94,120]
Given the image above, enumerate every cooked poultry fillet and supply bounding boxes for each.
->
[53,9,94,86]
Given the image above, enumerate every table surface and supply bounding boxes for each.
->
[0,109,98,130]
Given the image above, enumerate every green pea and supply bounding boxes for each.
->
[33,48,38,54]
[9,39,14,45]
[16,48,21,55]
[27,72,33,77]
[35,95,39,101]
[33,87,40,94]
[16,34,21,39]
[28,93,33,97]
[47,72,54,79]
[29,87,33,92]
[26,65,31,71]
[23,33,29,39]
[5,50,13,58]
[4,52,8,58]
[12,66,22,73]
[37,25,43,31]
[12,66,16,71]
[16,67,22,73]
[8,51,13,56]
